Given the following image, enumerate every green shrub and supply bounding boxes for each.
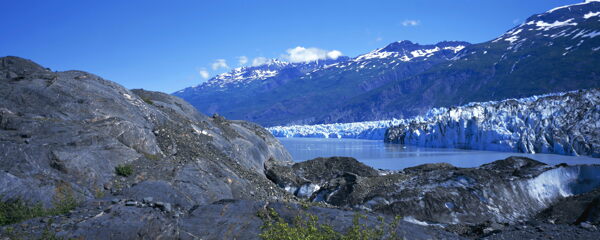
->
[0,194,78,226]
[48,193,78,216]
[115,164,133,177]
[0,199,45,226]
[258,207,403,240]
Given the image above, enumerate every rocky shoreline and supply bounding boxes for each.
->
[1,56,599,239]
[265,156,600,228]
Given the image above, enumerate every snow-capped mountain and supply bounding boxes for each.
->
[385,88,600,157]
[491,0,600,53]
[354,40,466,62]
[175,0,600,127]
[175,57,348,94]
[202,59,288,88]
[174,40,470,126]
[327,0,600,124]
[297,40,469,86]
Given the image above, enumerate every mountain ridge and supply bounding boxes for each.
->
[174,40,470,126]
[175,0,600,127]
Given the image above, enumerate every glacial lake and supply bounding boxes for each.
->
[278,137,600,170]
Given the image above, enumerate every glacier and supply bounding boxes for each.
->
[268,119,405,139]
[268,89,600,157]
[386,89,600,157]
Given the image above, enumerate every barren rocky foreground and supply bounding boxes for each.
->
[1,56,599,239]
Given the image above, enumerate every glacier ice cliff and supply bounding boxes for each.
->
[268,119,405,139]
[269,89,600,157]
[385,89,600,157]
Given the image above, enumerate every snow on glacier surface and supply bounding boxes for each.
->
[269,119,405,140]
[268,90,576,140]
[271,88,600,157]
[387,89,600,156]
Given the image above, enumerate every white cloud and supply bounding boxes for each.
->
[198,68,210,79]
[402,20,420,27]
[282,46,344,63]
[237,56,248,66]
[211,59,229,70]
[252,57,268,66]
[375,37,383,42]
[327,50,342,60]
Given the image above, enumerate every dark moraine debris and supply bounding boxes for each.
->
[535,186,600,226]
[265,156,380,200]
[265,156,600,229]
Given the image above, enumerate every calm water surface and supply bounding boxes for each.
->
[278,137,600,170]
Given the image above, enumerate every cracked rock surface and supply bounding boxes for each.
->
[265,155,600,238]
[0,57,463,239]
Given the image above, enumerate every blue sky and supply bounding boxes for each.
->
[0,0,581,93]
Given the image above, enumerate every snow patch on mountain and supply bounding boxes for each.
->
[202,59,288,88]
[205,68,279,88]
[582,30,600,38]
[532,19,578,31]
[493,1,600,45]
[354,41,467,62]
[584,11,600,18]
[354,50,396,61]
[548,0,600,13]
[504,36,519,43]
[443,45,466,53]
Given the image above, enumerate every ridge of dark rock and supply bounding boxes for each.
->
[265,155,600,235]
[1,56,47,74]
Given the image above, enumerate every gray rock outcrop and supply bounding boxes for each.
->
[0,56,294,208]
[0,56,464,239]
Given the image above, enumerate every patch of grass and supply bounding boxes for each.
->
[39,220,64,240]
[48,193,77,216]
[0,194,78,226]
[141,97,154,105]
[115,164,134,177]
[0,199,45,226]
[93,188,105,198]
[142,152,160,161]
[299,201,321,210]
[258,207,403,240]
[2,221,67,240]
